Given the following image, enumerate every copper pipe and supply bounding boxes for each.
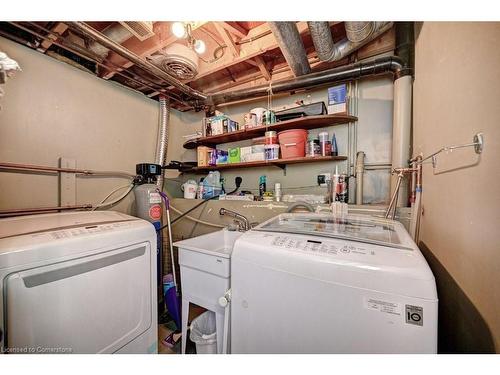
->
[0,204,92,217]
[0,162,135,179]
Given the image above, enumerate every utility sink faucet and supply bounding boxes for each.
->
[219,208,251,231]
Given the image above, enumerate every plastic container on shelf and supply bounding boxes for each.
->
[265,131,278,145]
[306,139,320,157]
[318,131,332,156]
[278,129,308,159]
[264,144,280,160]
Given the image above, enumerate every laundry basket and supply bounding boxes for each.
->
[190,311,217,354]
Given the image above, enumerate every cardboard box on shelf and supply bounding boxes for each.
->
[327,84,348,115]
[197,146,213,167]
[228,147,241,163]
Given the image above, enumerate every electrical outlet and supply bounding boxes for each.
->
[317,173,331,187]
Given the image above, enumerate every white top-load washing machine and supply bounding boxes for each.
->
[230,213,438,354]
[0,211,157,354]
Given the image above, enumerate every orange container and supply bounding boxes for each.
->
[278,129,308,159]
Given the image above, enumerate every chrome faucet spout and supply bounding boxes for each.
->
[219,208,251,231]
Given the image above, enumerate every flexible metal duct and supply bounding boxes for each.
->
[88,24,132,60]
[307,21,393,62]
[156,96,170,190]
[209,55,403,105]
[268,22,311,76]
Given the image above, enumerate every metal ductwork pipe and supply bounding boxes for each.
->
[68,22,207,103]
[209,55,403,105]
[307,21,393,62]
[156,96,170,190]
[268,22,311,77]
[88,24,132,60]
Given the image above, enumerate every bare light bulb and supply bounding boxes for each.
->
[172,22,187,39]
[194,39,206,54]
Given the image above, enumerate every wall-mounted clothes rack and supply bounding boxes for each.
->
[410,132,484,169]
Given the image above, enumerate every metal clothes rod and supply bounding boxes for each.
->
[410,132,484,166]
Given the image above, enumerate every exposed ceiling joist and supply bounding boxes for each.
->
[38,22,68,52]
[254,55,271,81]
[185,22,309,84]
[213,22,240,57]
[220,22,248,39]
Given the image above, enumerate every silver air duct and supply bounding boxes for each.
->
[155,96,170,190]
[268,22,311,76]
[307,21,393,62]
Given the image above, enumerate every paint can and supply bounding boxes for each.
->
[265,131,278,145]
[264,144,280,160]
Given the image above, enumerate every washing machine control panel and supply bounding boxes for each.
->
[269,235,376,257]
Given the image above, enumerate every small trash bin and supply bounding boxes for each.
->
[189,311,217,354]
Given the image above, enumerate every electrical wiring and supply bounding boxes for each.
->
[92,184,135,211]
[198,25,227,64]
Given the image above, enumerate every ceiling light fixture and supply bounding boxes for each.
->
[193,39,206,54]
[171,22,187,39]
[171,22,206,55]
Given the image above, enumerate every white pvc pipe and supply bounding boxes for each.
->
[390,75,412,206]
[355,151,365,205]
[409,189,421,241]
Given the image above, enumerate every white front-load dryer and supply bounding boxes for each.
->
[0,211,157,354]
[230,213,438,354]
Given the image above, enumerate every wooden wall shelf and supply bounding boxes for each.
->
[183,114,357,149]
[190,155,347,173]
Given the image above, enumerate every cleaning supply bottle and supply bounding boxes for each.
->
[331,133,338,156]
[259,175,266,199]
[197,178,205,199]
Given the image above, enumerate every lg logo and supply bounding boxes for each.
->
[405,305,423,326]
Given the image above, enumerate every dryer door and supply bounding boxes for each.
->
[4,242,152,354]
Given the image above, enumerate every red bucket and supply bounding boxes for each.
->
[278,129,308,159]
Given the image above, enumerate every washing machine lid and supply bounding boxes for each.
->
[253,213,414,251]
[0,211,138,240]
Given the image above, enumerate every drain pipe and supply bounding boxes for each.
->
[390,22,415,207]
[210,56,403,105]
[156,96,170,190]
[355,151,365,205]
[268,22,311,76]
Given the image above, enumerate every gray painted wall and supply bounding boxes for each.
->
[166,76,395,205]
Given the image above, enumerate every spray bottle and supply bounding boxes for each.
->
[331,133,338,156]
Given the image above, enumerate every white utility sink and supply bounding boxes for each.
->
[174,229,243,354]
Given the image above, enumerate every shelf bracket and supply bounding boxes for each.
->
[275,163,287,175]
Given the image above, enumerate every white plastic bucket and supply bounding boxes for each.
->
[190,311,217,354]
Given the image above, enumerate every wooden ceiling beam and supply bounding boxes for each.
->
[38,22,68,52]
[219,22,248,39]
[213,22,240,57]
[185,22,309,84]
[254,55,271,81]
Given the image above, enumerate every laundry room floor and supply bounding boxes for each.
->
[158,304,206,354]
